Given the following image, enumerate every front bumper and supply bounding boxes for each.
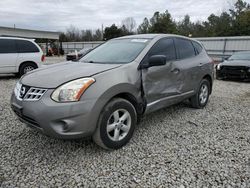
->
[11,90,98,139]
[216,66,250,80]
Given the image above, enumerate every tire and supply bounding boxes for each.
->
[190,79,211,109]
[19,62,37,76]
[93,98,137,150]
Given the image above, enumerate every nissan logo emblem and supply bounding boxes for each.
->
[20,87,26,98]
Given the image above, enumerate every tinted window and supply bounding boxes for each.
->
[175,38,196,59]
[149,38,176,60]
[192,41,203,54]
[0,39,17,53]
[16,40,39,53]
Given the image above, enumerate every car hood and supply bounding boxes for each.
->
[222,60,250,67]
[21,61,122,88]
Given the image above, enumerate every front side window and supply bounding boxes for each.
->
[80,39,150,64]
[149,38,176,61]
[192,41,203,54]
[16,40,39,53]
[0,39,17,53]
[175,38,196,59]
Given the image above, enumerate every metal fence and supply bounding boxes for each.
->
[39,36,250,61]
[195,36,250,61]
[61,41,104,54]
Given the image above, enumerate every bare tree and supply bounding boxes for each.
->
[121,17,136,33]
[66,25,81,41]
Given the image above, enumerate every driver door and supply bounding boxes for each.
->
[141,38,185,113]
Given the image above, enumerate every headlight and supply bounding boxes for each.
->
[51,78,95,102]
[217,63,221,70]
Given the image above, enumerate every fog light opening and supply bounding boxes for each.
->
[62,121,70,132]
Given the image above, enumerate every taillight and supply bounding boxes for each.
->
[41,55,45,62]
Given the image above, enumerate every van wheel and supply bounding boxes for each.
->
[190,79,210,109]
[93,98,137,150]
[19,63,37,76]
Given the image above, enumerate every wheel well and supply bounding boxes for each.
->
[203,74,213,94]
[19,61,38,72]
[113,93,144,116]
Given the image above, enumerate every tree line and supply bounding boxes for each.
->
[59,0,250,41]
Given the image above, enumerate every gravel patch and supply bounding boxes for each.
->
[0,76,250,187]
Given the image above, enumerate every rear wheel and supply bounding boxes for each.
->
[190,79,210,109]
[19,62,37,76]
[93,98,137,150]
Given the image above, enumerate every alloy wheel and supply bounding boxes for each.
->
[199,84,208,104]
[106,109,131,142]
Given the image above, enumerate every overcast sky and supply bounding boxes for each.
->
[0,0,249,32]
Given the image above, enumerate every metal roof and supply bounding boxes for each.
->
[0,26,59,40]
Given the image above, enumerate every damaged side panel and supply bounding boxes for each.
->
[141,61,188,114]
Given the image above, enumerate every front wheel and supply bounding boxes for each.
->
[93,98,137,150]
[190,79,211,109]
[19,63,37,76]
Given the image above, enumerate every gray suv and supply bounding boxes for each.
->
[11,34,214,150]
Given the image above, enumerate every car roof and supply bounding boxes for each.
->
[115,34,201,45]
[116,33,192,40]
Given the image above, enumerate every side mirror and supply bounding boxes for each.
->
[147,55,167,68]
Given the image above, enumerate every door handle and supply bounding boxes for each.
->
[171,68,180,74]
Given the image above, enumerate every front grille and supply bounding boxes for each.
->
[18,114,40,127]
[11,105,40,127]
[24,87,47,101]
[221,66,248,75]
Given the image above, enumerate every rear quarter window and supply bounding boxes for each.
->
[0,39,17,53]
[16,40,40,53]
[175,38,196,59]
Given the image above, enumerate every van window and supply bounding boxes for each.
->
[0,39,17,53]
[16,40,39,53]
[192,41,203,54]
[149,38,176,60]
[175,38,196,59]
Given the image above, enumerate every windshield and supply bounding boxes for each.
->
[80,38,151,64]
[229,52,250,61]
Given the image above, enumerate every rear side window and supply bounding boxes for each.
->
[175,38,196,59]
[16,40,39,53]
[192,41,203,54]
[0,39,17,53]
[149,38,176,60]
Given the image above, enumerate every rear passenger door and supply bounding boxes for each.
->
[174,37,200,92]
[0,39,18,73]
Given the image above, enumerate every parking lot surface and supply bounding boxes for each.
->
[0,76,250,187]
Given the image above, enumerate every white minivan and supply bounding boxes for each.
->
[0,37,44,76]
